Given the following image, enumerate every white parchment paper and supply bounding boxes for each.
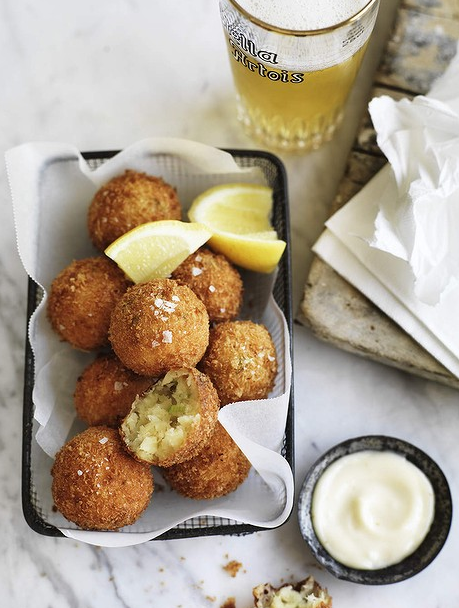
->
[6,138,293,546]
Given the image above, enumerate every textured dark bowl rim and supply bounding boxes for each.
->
[298,435,453,585]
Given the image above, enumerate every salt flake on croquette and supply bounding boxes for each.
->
[200,320,278,406]
[171,248,243,323]
[73,353,154,427]
[87,169,182,251]
[51,426,153,531]
[47,256,132,351]
[109,278,209,377]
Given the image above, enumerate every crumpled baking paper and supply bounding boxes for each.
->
[312,43,459,378]
[6,137,293,546]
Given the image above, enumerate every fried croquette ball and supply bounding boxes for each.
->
[162,422,251,499]
[200,320,277,406]
[120,367,219,467]
[51,426,153,530]
[252,576,332,608]
[109,279,210,376]
[47,256,132,351]
[87,169,182,251]
[74,353,154,427]
[171,248,243,323]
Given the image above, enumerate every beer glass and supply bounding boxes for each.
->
[219,0,380,152]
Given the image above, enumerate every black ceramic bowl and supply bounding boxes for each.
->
[298,435,452,585]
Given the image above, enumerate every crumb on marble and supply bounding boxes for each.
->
[222,560,243,577]
[220,598,236,608]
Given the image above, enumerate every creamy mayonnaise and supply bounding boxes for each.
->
[311,450,435,570]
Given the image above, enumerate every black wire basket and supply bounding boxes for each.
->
[22,147,294,540]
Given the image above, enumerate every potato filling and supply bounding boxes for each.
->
[122,370,201,461]
[270,587,321,608]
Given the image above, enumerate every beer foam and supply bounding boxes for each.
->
[237,0,371,31]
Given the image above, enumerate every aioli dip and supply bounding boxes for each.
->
[311,450,435,570]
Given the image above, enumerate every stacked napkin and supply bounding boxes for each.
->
[313,43,459,378]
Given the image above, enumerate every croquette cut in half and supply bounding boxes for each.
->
[109,278,210,377]
[47,256,132,351]
[252,576,332,608]
[51,426,153,531]
[87,169,182,251]
[162,422,251,499]
[74,353,154,427]
[120,367,219,467]
[171,248,243,323]
[200,320,278,406]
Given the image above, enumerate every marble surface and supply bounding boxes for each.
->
[1,1,458,606]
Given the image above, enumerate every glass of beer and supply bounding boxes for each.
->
[219,0,380,152]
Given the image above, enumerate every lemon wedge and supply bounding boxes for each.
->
[105,220,212,283]
[188,183,286,273]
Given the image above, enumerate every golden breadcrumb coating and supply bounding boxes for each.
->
[200,320,277,405]
[87,169,182,251]
[120,367,219,467]
[51,426,153,531]
[74,353,154,427]
[109,279,210,376]
[47,256,132,351]
[252,577,332,608]
[171,248,243,323]
[162,422,251,499]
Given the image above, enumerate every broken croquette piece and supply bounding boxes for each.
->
[120,367,219,467]
[74,352,154,427]
[87,169,182,251]
[162,422,251,499]
[51,426,153,531]
[47,256,132,351]
[200,320,277,406]
[171,248,243,323]
[252,576,332,608]
[109,278,210,376]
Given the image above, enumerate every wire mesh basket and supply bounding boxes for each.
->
[22,147,294,540]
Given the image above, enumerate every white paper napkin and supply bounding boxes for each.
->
[368,94,459,305]
[313,44,459,378]
[6,137,294,545]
